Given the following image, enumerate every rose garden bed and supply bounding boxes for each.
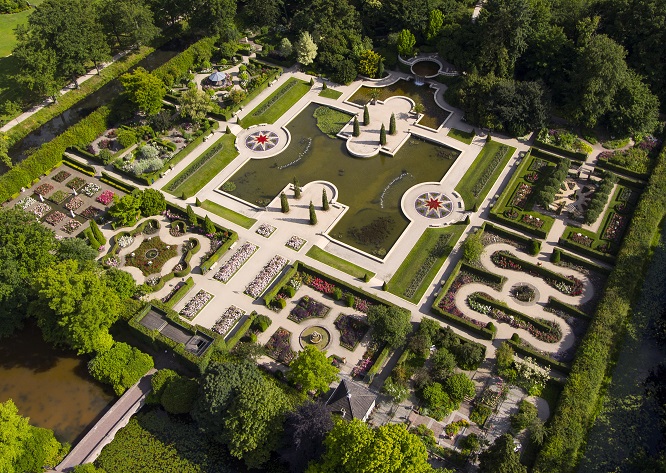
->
[334,314,370,350]
[265,327,296,364]
[124,237,179,276]
[288,296,331,323]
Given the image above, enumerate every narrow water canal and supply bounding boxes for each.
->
[0,323,114,445]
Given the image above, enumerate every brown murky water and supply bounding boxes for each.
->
[0,323,114,444]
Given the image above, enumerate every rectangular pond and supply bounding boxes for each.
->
[223,103,459,256]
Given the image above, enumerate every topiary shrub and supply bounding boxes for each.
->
[161,377,198,414]
[284,285,296,297]
[333,287,343,300]
[88,342,154,396]
[551,248,561,263]
[253,314,272,332]
[346,294,355,307]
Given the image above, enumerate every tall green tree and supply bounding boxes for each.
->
[99,0,159,49]
[607,69,660,136]
[189,0,237,36]
[425,9,444,42]
[0,209,56,339]
[281,192,290,213]
[287,346,339,394]
[139,188,166,216]
[120,67,166,116]
[309,200,317,225]
[179,88,213,121]
[396,29,416,56]
[308,420,435,473]
[479,434,527,473]
[88,342,154,395]
[322,188,330,211]
[282,401,333,473]
[30,260,121,354]
[295,31,318,66]
[108,191,143,227]
[367,304,412,348]
[56,238,99,264]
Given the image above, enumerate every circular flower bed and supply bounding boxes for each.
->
[145,248,159,259]
[245,130,279,151]
[414,192,453,219]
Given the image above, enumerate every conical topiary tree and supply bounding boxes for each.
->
[186,205,198,226]
[195,197,201,206]
[363,105,370,126]
[353,116,360,137]
[225,125,231,134]
[281,192,289,213]
[322,82,328,90]
[389,113,396,135]
[380,123,386,146]
[309,200,317,225]
[293,177,301,199]
[204,215,216,234]
[322,188,329,211]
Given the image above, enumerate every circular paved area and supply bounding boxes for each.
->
[235,124,289,159]
[401,182,465,226]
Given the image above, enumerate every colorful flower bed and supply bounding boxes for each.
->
[529,159,548,172]
[525,172,539,183]
[179,290,213,320]
[521,214,544,228]
[245,255,288,298]
[34,183,54,196]
[511,183,533,208]
[265,327,296,364]
[30,203,52,218]
[212,305,245,335]
[49,190,70,204]
[16,196,37,210]
[334,314,370,350]
[569,231,593,247]
[81,206,103,219]
[52,170,71,183]
[213,242,258,283]
[66,177,86,191]
[62,219,82,234]
[169,221,185,237]
[602,212,627,243]
[437,270,500,329]
[286,235,306,251]
[104,255,120,267]
[300,272,373,313]
[97,190,115,205]
[65,196,84,211]
[288,296,331,323]
[82,183,101,197]
[118,235,134,248]
[45,211,67,226]
[256,223,276,238]
[124,237,178,275]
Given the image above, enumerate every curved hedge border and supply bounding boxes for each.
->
[534,141,666,472]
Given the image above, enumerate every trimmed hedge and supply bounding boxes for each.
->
[556,248,611,275]
[533,139,587,162]
[596,157,650,180]
[472,293,556,333]
[506,335,571,374]
[365,346,391,383]
[152,37,217,86]
[200,233,238,274]
[557,232,617,264]
[534,141,666,472]
[225,313,256,349]
[488,211,550,239]
[62,155,96,176]
[482,222,533,247]
[100,171,137,194]
[163,277,194,308]
[263,263,300,306]
[546,297,591,321]
[0,106,112,203]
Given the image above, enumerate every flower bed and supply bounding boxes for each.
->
[118,235,134,248]
[82,183,101,197]
[97,190,115,205]
[602,212,627,243]
[45,211,67,226]
[301,272,373,314]
[52,170,71,183]
[124,237,179,275]
[49,190,69,204]
[245,255,288,298]
[62,219,82,234]
[471,144,510,197]
[521,214,544,228]
[285,235,306,251]
[81,206,103,219]
[16,196,37,210]
[34,183,54,196]
[525,172,539,183]
[569,231,593,247]
[288,296,331,323]
[437,270,500,329]
[30,203,52,218]
[169,221,186,237]
[265,327,296,364]
[529,159,548,172]
[256,223,276,238]
[213,242,258,283]
[334,314,370,350]
[179,289,213,320]
[65,196,84,211]
[511,183,533,208]
[66,177,86,191]
[104,255,120,267]
[212,305,245,335]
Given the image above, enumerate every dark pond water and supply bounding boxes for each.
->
[5,38,191,165]
[225,103,459,256]
[0,323,114,444]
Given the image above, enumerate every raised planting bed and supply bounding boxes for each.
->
[212,305,245,336]
[213,242,258,283]
[179,289,214,320]
[265,327,296,364]
[244,255,289,298]
[124,237,179,276]
[288,296,331,323]
[334,314,370,351]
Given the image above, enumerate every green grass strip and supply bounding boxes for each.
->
[388,224,466,303]
[318,88,343,100]
[455,140,516,210]
[447,127,475,145]
[306,246,375,280]
[200,200,256,229]
[241,77,310,127]
[165,134,238,197]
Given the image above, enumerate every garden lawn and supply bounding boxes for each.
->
[447,128,474,145]
[388,224,466,303]
[0,0,44,57]
[455,140,516,210]
[306,246,375,280]
[241,77,310,127]
[200,199,256,229]
[165,134,237,197]
[318,88,342,100]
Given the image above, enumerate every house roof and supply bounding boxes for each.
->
[325,379,376,421]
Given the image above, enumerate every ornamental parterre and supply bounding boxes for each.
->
[245,130,279,152]
[213,242,258,283]
[212,305,245,335]
[62,219,82,234]
[245,255,288,298]
[414,192,453,219]
[97,190,115,205]
[179,290,213,320]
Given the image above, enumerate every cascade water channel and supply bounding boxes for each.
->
[2,36,193,169]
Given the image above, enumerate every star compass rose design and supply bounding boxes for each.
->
[245,130,279,151]
[415,192,453,219]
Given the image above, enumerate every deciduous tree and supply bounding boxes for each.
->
[120,67,166,116]
[367,304,412,348]
[179,88,213,121]
[396,29,416,57]
[295,31,318,66]
[479,434,527,473]
[288,345,339,394]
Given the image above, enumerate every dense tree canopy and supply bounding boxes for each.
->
[282,401,334,473]
[120,67,166,116]
[367,304,412,348]
[287,345,339,394]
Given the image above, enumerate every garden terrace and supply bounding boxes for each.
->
[347,79,451,129]
[225,103,459,256]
